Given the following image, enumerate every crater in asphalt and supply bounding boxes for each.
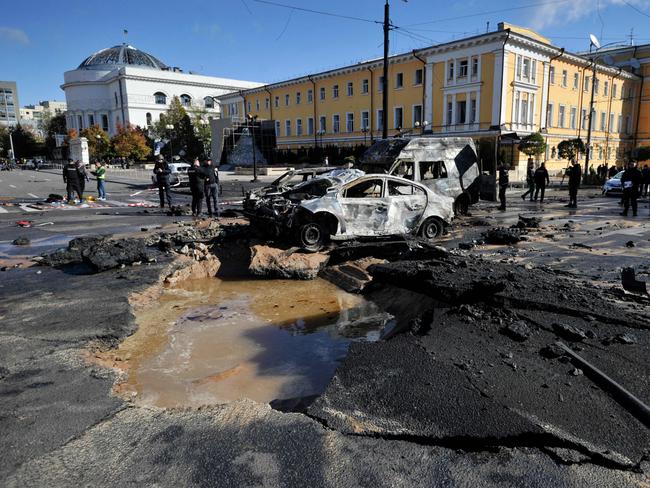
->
[118,277,392,408]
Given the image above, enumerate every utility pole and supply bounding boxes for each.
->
[382,0,390,139]
[584,62,596,180]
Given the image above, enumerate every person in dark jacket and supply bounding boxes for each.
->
[566,160,582,208]
[498,163,509,211]
[620,161,643,217]
[63,159,82,203]
[521,162,536,201]
[76,160,89,199]
[641,164,650,197]
[187,158,206,217]
[203,159,220,217]
[608,165,619,178]
[533,162,550,202]
[153,156,173,208]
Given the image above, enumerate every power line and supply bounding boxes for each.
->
[252,0,380,24]
[404,0,570,26]
[622,0,650,18]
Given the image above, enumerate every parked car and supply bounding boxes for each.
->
[292,174,455,251]
[602,171,624,195]
[361,137,481,215]
[151,162,191,187]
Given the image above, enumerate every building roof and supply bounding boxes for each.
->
[78,44,168,71]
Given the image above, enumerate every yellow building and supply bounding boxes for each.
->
[217,22,645,176]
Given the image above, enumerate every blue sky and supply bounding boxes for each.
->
[3,0,650,106]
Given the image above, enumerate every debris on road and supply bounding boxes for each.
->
[621,267,648,294]
[482,227,526,245]
[248,245,329,280]
[12,237,30,246]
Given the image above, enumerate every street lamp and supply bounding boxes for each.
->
[165,124,174,162]
[246,113,258,182]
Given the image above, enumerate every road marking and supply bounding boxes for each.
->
[130,191,143,196]
[0,207,7,213]
[9,184,16,188]
[28,193,40,199]
[19,205,41,212]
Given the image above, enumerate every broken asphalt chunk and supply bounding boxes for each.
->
[552,323,588,342]
[500,320,531,342]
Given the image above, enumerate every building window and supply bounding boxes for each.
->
[333,85,339,98]
[414,69,423,85]
[570,107,577,129]
[296,118,303,136]
[346,112,354,132]
[101,114,109,131]
[612,83,617,98]
[296,92,301,105]
[377,109,384,131]
[618,114,623,132]
[333,114,340,133]
[609,112,614,131]
[459,60,468,78]
[319,116,326,133]
[114,92,118,107]
[347,82,353,96]
[362,79,369,94]
[584,76,590,92]
[413,105,422,126]
[558,105,566,128]
[625,115,630,133]
[265,98,270,109]
[446,102,453,125]
[320,87,326,100]
[457,100,467,124]
[247,102,251,113]
[448,62,454,80]
[470,99,477,123]
[547,103,554,128]
[594,78,599,94]
[274,96,279,108]
[394,107,403,129]
[78,115,83,130]
[472,57,479,77]
[255,99,260,111]
[573,73,579,89]
[308,117,314,135]
[600,112,606,131]
[154,92,167,105]
[581,108,588,130]
[378,76,385,92]
[146,113,152,126]
[88,114,95,127]
[361,110,369,129]
[204,97,215,109]
[285,120,291,136]
[285,94,290,106]
[396,72,404,88]
[307,89,313,103]
[275,120,280,137]
[549,66,555,85]
[562,70,568,87]
[604,81,609,96]
[180,94,192,107]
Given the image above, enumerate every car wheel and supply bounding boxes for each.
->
[419,217,444,241]
[298,222,327,252]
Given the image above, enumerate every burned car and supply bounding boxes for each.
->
[361,137,481,215]
[292,174,455,251]
[245,169,364,238]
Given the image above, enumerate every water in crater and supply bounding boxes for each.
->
[120,276,392,408]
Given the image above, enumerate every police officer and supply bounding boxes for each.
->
[566,160,582,208]
[63,158,82,203]
[533,162,550,203]
[203,159,220,218]
[620,161,642,217]
[187,158,206,217]
[498,162,509,211]
[153,156,173,208]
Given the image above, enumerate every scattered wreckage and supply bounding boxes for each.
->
[361,137,481,215]
[246,170,455,251]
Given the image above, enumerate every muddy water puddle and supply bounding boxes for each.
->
[119,277,391,407]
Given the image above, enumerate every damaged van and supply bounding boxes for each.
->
[361,137,481,215]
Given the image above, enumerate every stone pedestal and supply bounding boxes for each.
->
[69,137,90,164]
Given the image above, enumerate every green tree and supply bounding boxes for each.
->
[557,138,585,164]
[43,113,68,157]
[153,96,204,159]
[5,124,41,159]
[80,125,110,161]
[518,132,547,160]
[189,106,212,157]
[111,124,151,161]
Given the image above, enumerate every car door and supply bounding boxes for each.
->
[385,179,428,235]
[418,160,456,198]
[338,178,389,236]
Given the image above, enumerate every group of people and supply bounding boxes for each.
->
[521,162,551,203]
[63,159,106,203]
[152,156,220,217]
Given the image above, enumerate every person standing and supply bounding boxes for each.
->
[76,160,89,200]
[641,164,650,197]
[91,161,107,200]
[521,162,536,201]
[187,158,206,217]
[533,162,550,202]
[566,160,582,208]
[203,159,220,218]
[608,165,619,178]
[620,161,642,217]
[153,156,173,208]
[498,162,509,211]
[63,159,82,203]
[324,156,329,167]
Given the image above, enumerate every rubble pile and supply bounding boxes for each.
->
[248,245,330,280]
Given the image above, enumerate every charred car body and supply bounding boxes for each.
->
[361,137,481,215]
[246,170,454,251]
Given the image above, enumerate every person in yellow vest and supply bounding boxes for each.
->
[91,161,107,200]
